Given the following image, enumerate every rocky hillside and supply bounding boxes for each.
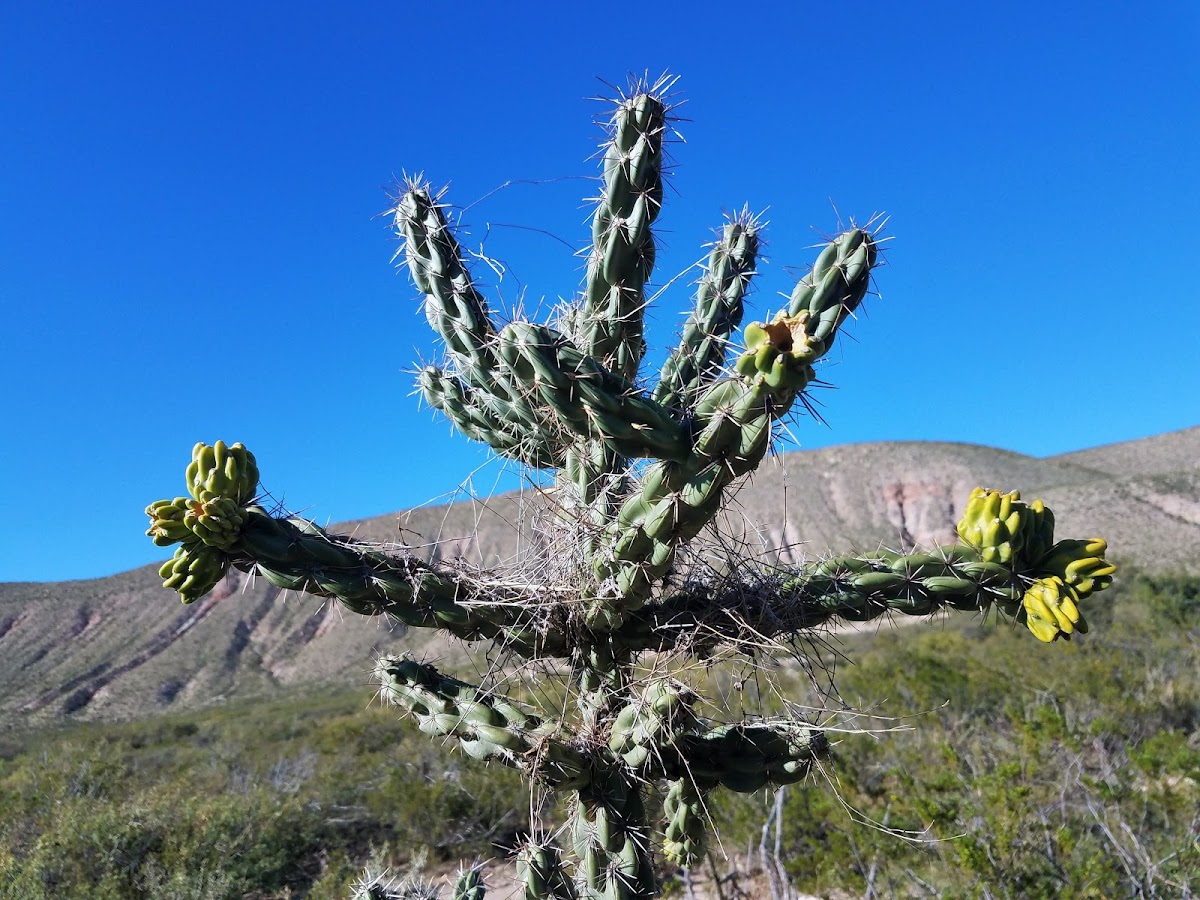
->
[2,428,1196,728]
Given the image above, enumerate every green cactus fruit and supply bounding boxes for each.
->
[734,311,819,389]
[654,212,760,411]
[182,495,246,550]
[955,487,1054,566]
[184,440,259,505]
[144,497,194,547]
[662,778,709,868]
[158,542,228,603]
[578,86,668,382]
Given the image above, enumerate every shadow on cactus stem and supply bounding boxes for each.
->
[144,73,1115,900]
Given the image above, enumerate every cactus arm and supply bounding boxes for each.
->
[661,777,710,868]
[576,88,668,382]
[394,185,502,380]
[571,766,656,900]
[498,322,690,462]
[614,520,1116,656]
[670,721,829,792]
[653,213,760,411]
[151,500,558,657]
[606,681,827,791]
[376,657,592,790]
[420,365,565,469]
[585,229,879,629]
[784,228,875,347]
[518,841,578,900]
[452,866,487,900]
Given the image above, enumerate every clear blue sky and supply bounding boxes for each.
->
[3,2,1198,582]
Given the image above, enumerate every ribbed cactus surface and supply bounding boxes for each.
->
[145,77,1115,899]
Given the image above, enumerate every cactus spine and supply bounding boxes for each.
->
[146,77,1116,899]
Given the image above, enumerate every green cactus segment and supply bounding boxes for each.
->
[158,542,229,604]
[578,89,667,382]
[572,768,656,900]
[562,442,627,507]
[393,183,542,456]
[452,866,487,900]
[671,721,828,793]
[654,214,760,411]
[559,441,628,594]
[231,508,556,650]
[376,656,591,789]
[394,185,500,379]
[498,322,690,462]
[586,230,880,630]
[607,686,826,794]
[517,842,578,900]
[421,365,564,469]
[608,680,699,770]
[661,778,709,868]
[785,227,877,353]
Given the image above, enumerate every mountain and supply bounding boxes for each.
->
[2,428,1197,729]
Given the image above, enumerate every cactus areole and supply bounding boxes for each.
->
[146,77,1115,900]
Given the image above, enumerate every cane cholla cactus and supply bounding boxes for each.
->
[146,76,1115,898]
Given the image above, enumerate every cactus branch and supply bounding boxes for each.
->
[654,212,760,412]
[498,322,690,462]
[376,657,592,789]
[584,229,879,630]
[395,185,501,380]
[577,83,670,382]
[571,766,656,900]
[420,365,565,469]
[518,841,578,900]
[224,507,563,655]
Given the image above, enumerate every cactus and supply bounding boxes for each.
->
[145,77,1116,899]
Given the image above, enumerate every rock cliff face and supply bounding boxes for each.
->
[882,481,959,550]
[2,429,1197,728]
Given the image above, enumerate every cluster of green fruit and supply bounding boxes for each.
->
[145,441,258,602]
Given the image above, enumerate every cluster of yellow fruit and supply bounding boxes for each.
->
[957,488,1115,642]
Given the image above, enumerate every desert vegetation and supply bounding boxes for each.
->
[1,574,1196,897]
